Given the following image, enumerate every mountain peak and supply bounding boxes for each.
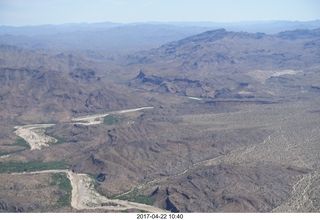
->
[183,28,228,43]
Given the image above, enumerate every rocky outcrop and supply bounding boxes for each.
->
[129,69,209,97]
[165,197,179,213]
[69,68,97,84]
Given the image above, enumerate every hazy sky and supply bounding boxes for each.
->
[0,0,320,26]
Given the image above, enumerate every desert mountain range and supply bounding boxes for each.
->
[0,22,320,212]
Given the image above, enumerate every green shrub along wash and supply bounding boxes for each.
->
[0,160,69,173]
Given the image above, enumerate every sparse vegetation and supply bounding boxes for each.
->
[44,128,66,145]
[0,23,320,213]
[50,137,67,145]
[0,149,21,157]
[103,115,123,125]
[4,138,30,148]
[0,138,31,156]
[116,189,155,206]
[14,138,31,148]
[50,173,72,208]
[0,160,69,173]
[37,121,57,125]
[87,173,107,197]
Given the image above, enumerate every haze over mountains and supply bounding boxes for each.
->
[0,20,320,213]
[1,20,320,52]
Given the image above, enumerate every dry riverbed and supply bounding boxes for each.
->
[72,107,154,125]
[5,107,166,212]
[14,124,57,150]
[11,107,154,152]
[11,170,167,212]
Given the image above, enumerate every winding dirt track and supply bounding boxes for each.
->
[11,170,167,212]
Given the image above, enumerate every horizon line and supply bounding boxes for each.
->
[2,19,320,28]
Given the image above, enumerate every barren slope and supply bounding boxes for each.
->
[0,28,320,213]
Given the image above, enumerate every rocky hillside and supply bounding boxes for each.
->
[0,27,320,213]
[127,28,320,73]
[127,28,320,99]
[0,45,148,123]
